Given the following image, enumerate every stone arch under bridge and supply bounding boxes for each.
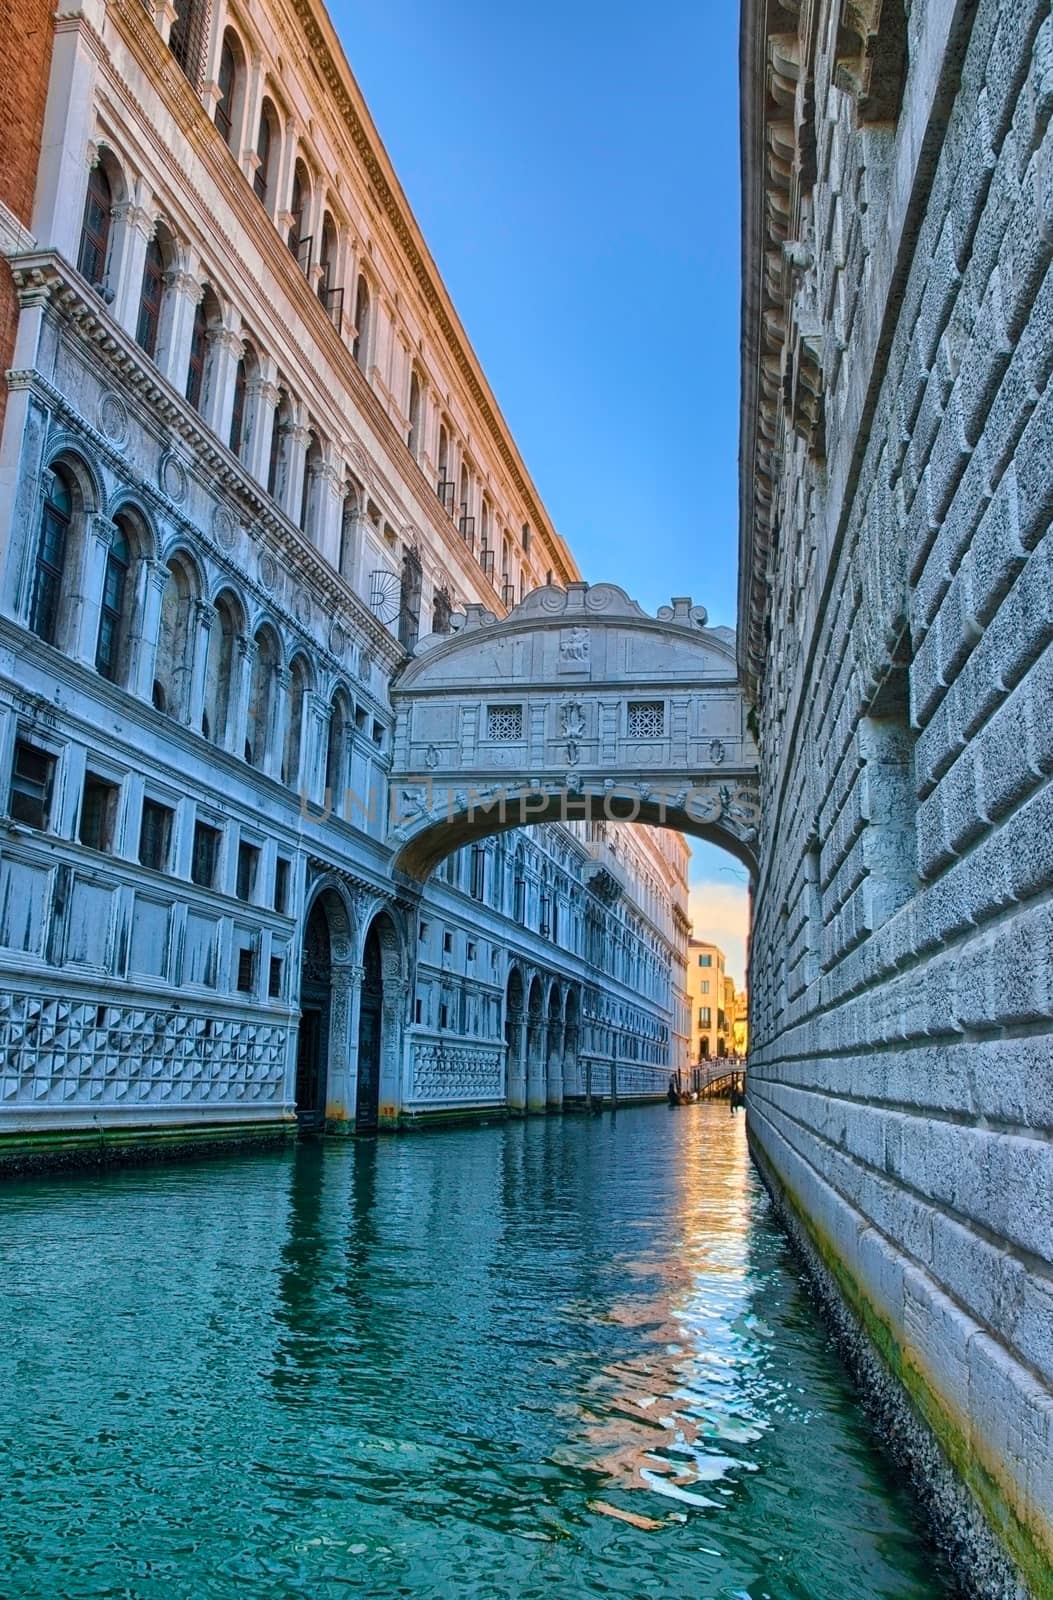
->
[385,582,760,879]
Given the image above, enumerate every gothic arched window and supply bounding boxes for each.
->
[96,517,131,681]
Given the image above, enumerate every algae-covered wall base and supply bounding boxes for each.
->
[751,1133,1030,1600]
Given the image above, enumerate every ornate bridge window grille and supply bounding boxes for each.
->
[487,705,523,742]
[626,700,665,738]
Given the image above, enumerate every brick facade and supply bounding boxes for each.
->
[740,0,1053,1591]
[0,0,53,433]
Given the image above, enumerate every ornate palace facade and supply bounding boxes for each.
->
[0,0,690,1154]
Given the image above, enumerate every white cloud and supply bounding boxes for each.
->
[688,879,751,989]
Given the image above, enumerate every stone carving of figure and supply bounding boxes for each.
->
[559,626,589,665]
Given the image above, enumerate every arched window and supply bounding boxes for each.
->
[136,234,166,357]
[96,515,132,681]
[408,371,422,459]
[282,656,309,787]
[352,274,370,369]
[29,466,73,644]
[254,99,278,206]
[288,160,310,268]
[78,165,112,288]
[214,30,243,149]
[169,0,205,84]
[268,387,290,498]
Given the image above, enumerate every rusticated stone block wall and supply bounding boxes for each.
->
[745,0,1053,1590]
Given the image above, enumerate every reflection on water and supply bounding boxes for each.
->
[0,1105,957,1599]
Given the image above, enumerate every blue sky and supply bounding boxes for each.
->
[333,0,750,983]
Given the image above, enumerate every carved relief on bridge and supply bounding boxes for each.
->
[385,583,760,878]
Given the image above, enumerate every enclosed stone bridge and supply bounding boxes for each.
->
[386,582,759,879]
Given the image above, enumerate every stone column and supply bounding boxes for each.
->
[242,363,279,482]
[324,960,361,1129]
[506,1006,527,1114]
[273,114,299,232]
[302,693,332,809]
[561,1023,579,1103]
[187,600,215,729]
[156,266,203,391]
[546,1018,564,1109]
[310,447,344,566]
[202,324,243,443]
[277,403,310,523]
[264,665,291,783]
[112,203,154,342]
[128,557,169,703]
[226,633,256,759]
[527,1018,547,1114]
[380,977,410,1127]
[239,53,265,188]
[69,513,113,668]
[32,13,104,263]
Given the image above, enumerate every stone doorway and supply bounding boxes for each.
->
[355,923,383,1133]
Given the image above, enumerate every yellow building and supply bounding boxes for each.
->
[686,939,729,1061]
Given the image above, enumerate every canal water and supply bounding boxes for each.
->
[0,1104,957,1599]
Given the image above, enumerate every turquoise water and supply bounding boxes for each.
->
[0,1104,957,1598]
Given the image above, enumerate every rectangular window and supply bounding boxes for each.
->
[439,1002,449,1029]
[10,741,56,831]
[139,799,173,872]
[627,700,665,738]
[236,945,255,993]
[701,980,710,994]
[419,920,429,943]
[699,1006,711,1027]
[274,857,290,914]
[268,955,283,998]
[699,954,712,967]
[487,704,523,741]
[466,940,476,962]
[442,930,453,955]
[414,997,422,1024]
[79,773,118,852]
[469,846,485,901]
[191,821,220,888]
[236,840,260,902]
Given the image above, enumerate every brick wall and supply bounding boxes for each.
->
[744,0,1053,1590]
[0,0,54,432]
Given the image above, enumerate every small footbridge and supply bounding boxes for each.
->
[385,582,760,878]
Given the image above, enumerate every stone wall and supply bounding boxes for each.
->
[741,0,1053,1591]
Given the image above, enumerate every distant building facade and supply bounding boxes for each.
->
[686,938,729,1059]
[0,0,689,1156]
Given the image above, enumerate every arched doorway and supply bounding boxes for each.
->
[296,899,331,1130]
[355,922,383,1134]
